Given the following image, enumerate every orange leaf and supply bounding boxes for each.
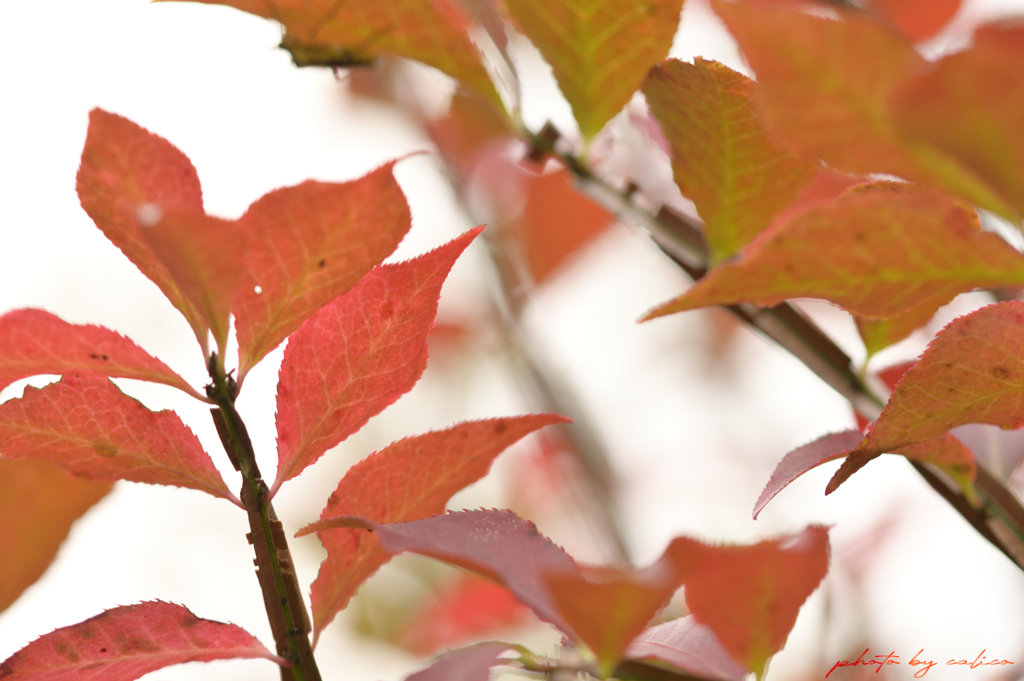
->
[855,294,947,358]
[0,309,203,400]
[0,601,283,679]
[0,458,111,615]
[519,168,613,283]
[827,303,1024,492]
[171,0,502,109]
[866,0,961,43]
[505,0,683,138]
[271,228,483,495]
[233,164,411,380]
[710,0,1015,219]
[643,58,817,262]
[76,109,208,346]
[625,616,749,681]
[138,210,248,355]
[0,376,236,504]
[298,414,567,639]
[661,526,830,675]
[643,182,1024,321]
[889,21,1024,218]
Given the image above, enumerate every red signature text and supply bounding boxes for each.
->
[827,649,1015,678]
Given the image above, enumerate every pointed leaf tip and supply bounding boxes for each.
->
[0,601,283,680]
[302,413,568,638]
[271,227,484,494]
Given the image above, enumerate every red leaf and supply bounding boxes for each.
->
[138,210,248,355]
[710,1,1014,219]
[76,109,208,345]
[0,309,203,400]
[642,58,817,262]
[889,21,1024,218]
[0,601,284,680]
[395,575,531,655]
[519,168,613,284]
[625,616,750,681]
[233,164,412,379]
[170,0,502,109]
[661,526,830,675]
[297,414,568,638]
[504,0,684,138]
[403,641,513,681]
[306,510,580,635]
[752,430,864,519]
[0,458,112,615]
[642,182,1024,321]
[866,0,961,43]
[271,227,483,494]
[0,376,236,505]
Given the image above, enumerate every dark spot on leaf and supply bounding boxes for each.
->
[53,641,81,663]
[189,636,212,649]
[992,366,1011,380]
[0,663,12,680]
[90,353,99,359]
[102,354,108,360]
[527,525,538,538]
[180,615,200,628]
[119,637,160,655]
[99,648,107,653]
[93,444,117,458]
[318,259,327,268]
[493,421,507,434]
[79,626,97,639]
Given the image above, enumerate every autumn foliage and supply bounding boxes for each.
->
[3,0,1024,680]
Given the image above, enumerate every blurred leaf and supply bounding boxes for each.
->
[505,0,684,138]
[865,0,961,42]
[890,20,1024,218]
[403,641,513,681]
[643,183,1024,321]
[0,601,283,679]
[625,616,749,681]
[856,295,947,359]
[233,164,411,379]
[643,58,817,262]
[0,376,236,504]
[0,458,111,615]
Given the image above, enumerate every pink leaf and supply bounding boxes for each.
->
[403,641,513,681]
[76,109,208,345]
[0,601,284,680]
[753,430,864,519]
[625,616,750,681]
[0,309,203,401]
[233,163,411,380]
[0,376,236,505]
[299,414,567,639]
[308,509,580,635]
[271,227,483,494]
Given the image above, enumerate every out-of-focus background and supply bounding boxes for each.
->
[2,1,1024,679]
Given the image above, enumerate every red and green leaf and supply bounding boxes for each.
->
[710,0,1015,219]
[271,227,483,494]
[889,21,1024,218]
[0,458,112,615]
[624,616,750,681]
[138,210,248,355]
[233,164,412,379]
[642,183,1024,321]
[856,295,947,359]
[0,376,236,505]
[298,414,567,638]
[504,0,684,138]
[0,601,283,680]
[76,109,208,346]
[0,309,203,400]
[171,0,502,109]
[642,58,817,262]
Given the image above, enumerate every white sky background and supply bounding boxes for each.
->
[2,1,1024,680]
